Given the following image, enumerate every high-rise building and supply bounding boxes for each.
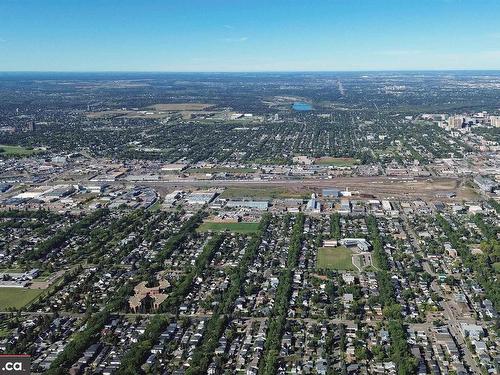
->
[27,119,35,132]
[490,115,500,127]
[447,115,464,129]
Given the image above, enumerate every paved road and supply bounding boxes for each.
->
[428,279,481,374]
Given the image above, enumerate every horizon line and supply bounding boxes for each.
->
[1,68,500,74]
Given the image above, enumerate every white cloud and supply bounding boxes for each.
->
[222,36,248,43]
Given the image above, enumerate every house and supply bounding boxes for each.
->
[342,273,355,285]
[208,362,219,375]
[323,239,338,247]
[460,323,484,340]
[343,293,354,308]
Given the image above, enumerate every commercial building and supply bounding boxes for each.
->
[0,183,12,193]
[447,115,464,129]
[306,193,321,213]
[340,238,371,252]
[381,200,392,211]
[338,199,351,214]
[489,115,500,127]
[161,163,188,172]
[474,176,496,193]
[186,191,217,205]
[225,200,269,210]
[322,188,340,198]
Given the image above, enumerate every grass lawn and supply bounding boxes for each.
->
[31,270,53,282]
[0,327,10,338]
[147,200,162,211]
[317,246,356,271]
[0,268,25,273]
[363,265,376,273]
[315,157,359,167]
[221,186,310,199]
[197,221,260,234]
[0,145,39,157]
[0,288,43,310]
[493,262,500,273]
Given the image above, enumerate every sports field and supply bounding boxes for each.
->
[317,246,356,271]
[0,145,38,157]
[0,288,43,310]
[315,157,359,167]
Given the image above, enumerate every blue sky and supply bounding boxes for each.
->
[1,0,499,71]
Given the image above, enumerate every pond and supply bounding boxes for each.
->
[292,102,313,111]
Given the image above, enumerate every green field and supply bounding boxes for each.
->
[315,157,359,167]
[0,268,25,273]
[0,288,43,310]
[147,200,162,211]
[0,145,39,157]
[221,186,310,199]
[197,221,260,234]
[317,246,356,271]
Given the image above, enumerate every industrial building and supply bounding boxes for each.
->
[474,176,496,193]
[322,188,340,198]
[186,191,217,205]
[225,200,269,210]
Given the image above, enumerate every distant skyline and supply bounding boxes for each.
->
[1,0,500,72]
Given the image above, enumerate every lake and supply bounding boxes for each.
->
[292,102,313,111]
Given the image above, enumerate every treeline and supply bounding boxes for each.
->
[46,282,134,375]
[366,215,389,270]
[379,283,416,375]
[437,214,500,310]
[115,315,170,375]
[0,208,60,220]
[0,209,59,233]
[46,311,110,375]
[27,209,109,261]
[259,213,304,375]
[489,198,500,214]
[116,234,224,375]
[330,212,341,240]
[185,214,272,375]
[159,234,223,313]
[45,209,169,373]
[472,214,499,242]
[387,318,417,375]
[155,210,206,265]
[72,208,149,263]
[28,266,83,312]
[369,216,416,375]
[377,270,416,374]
